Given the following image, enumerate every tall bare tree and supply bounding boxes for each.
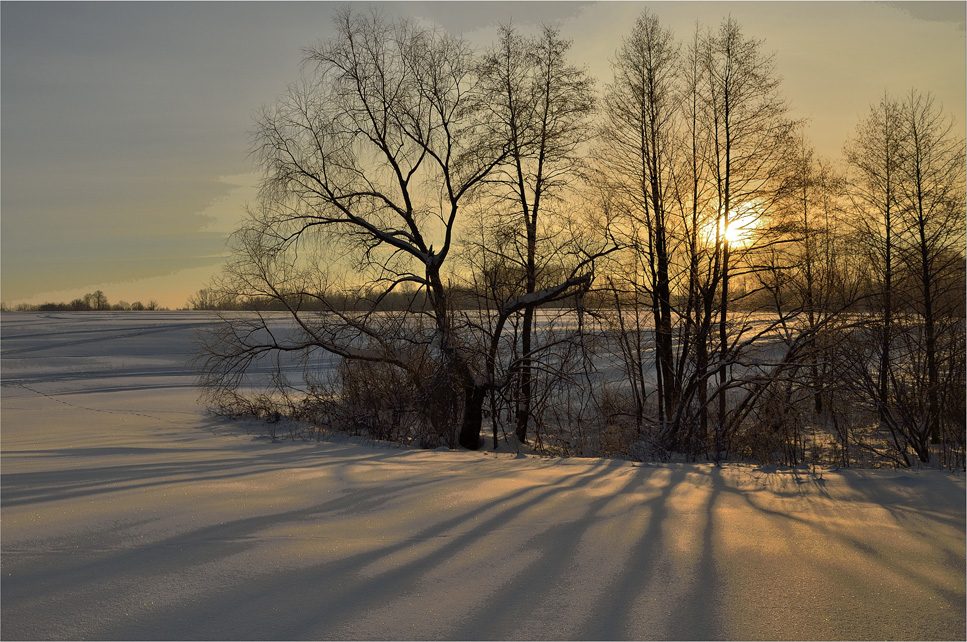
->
[844,93,906,459]
[780,134,848,413]
[477,24,596,444]
[699,17,795,459]
[600,9,681,436]
[843,89,965,465]
[895,90,966,460]
[666,22,719,453]
[199,9,510,448]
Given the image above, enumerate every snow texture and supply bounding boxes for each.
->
[2,312,965,640]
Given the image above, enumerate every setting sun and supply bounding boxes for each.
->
[702,201,761,247]
[722,204,760,245]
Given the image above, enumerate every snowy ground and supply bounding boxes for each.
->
[1,311,964,640]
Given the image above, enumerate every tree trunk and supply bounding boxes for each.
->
[516,210,537,443]
[516,305,533,442]
[427,265,484,451]
[919,209,940,451]
[460,383,486,450]
[716,223,731,462]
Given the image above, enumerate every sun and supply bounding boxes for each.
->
[722,214,754,244]
[720,201,760,246]
[698,200,763,247]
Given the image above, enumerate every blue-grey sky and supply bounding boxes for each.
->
[2,1,964,308]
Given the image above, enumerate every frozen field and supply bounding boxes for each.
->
[1,311,964,640]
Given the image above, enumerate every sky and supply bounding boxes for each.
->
[1,1,964,309]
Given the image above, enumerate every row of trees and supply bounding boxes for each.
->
[5,291,162,312]
[839,91,966,466]
[197,9,965,467]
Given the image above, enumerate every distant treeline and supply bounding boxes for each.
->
[184,269,966,316]
[188,286,511,312]
[3,291,164,312]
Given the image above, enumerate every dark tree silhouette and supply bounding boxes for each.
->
[476,23,596,444]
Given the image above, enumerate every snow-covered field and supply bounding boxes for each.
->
[2,312,964,640]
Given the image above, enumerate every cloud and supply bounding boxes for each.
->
[885,1,967,32]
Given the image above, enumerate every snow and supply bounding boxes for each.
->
[2,311,965,640]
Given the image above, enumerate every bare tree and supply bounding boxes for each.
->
[844,93,908,461]
[476,24,596,444]
[699,17,795,460]
[599,9,681,438]
[665,21,720,454]
[895,90,966,461]
[839,90,965,466]
[188,287,237,311]
[782,134,849,412]
[198,9,511,448]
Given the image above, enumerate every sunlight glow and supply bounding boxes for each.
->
[721,201,760,246]
[701,201,762,248]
